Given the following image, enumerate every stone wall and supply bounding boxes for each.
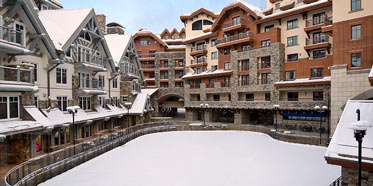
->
[95,14,106,33]
[330,65,373,133]
[341,167,373,186]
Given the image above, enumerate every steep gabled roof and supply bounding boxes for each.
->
[160,28,170,38]
[170,28,179,37]
[105,34,132,66]
[39,8,92,50]
[134,31,168,48]
[180,8,219,22]
[211,0,263,32]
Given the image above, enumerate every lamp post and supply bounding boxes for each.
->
[67,106,80,155]
[315,105,328,145]
[273,105,280,132]
[124,102,132,130]
[349,110,371,186]
[200,103,209,127]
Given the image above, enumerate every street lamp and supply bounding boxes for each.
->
[200,103,209,127]
[315,105,328,145]
[349,109,372,186]
[124,102,132,130]
[67,106,80,155]
[273,104,280,132]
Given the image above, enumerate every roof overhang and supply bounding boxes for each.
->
[180,8,219,22]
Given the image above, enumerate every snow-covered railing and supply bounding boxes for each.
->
[4,122,176,186]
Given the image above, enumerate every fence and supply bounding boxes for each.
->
[4,122,176,186]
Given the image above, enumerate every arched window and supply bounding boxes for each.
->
[192,20,203,30]
[203,20,213,25]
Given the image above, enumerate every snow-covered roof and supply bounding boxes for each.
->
[184,32,214,43]
[39,8,92,50]
[183,69,233,79]
[105,34,132,65]
[141,88,159,97]
[261,0,328,19]
[167,45,186,49]
[0,121,43,135]
[162,39,184,42]
[325,100,373,166]
[130,91,151,115]
[275,76,331,85]
[0,84,39,92]
[234,0,264,17]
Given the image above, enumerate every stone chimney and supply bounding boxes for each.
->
[107,22,125,35]
[96,14,106,34]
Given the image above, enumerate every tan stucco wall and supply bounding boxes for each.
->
[333,0,373,23]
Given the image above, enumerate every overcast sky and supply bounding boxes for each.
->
[59,0,266,35]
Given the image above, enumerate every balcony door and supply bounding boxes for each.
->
[313,13,326,25]
[78,45,92,62]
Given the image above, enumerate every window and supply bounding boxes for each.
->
[213,95,220,101]
[79,96,91,110]
[113,97,119,107]
[224,77,231,87]
[149,51,156,57]
[0,96,19,119]
[351,0,361,11]
[78,72,90,88]
[57,96,68,112]
[242,45,250,51]
[259,56,271,69]
[311,68,323,78]
[224,62,231,70]
[161,71,168,79]
[165,35,169,40]
[287,54,298,62]
[297,0,303,3]
[313,32,326,44]
[140,40,151,46]
[98,75,105,89]
[241,60,250,71]
[196,67,204,74]
[197,95,201,101]
[246,94,254,101]
[351,53,362,67]
[56,68,67,84]
[113,78,118,88]
[211,65,218,72]
[211,39,217,46]
[241,75,250,86]
[287,19,298,29]
[14,21,26,46]
[192,20,203,30]
[265,25,274,32]
[79,32,91,42]
[312,49,326,59]
[259,73,271,85]
[265,93,271,101]
[288,92,299,101]
[203,20,213,25]
[275,3,280,9]
[65,48,72,58]
[285,71,296,80]
[41,4,48,10]
[313,13,326,25]
[261,40,271,47]
[287,36,298,46]
[351,25,361,40]
[232,16,241,26]
[77,46,91,62]
[176,71,184,78]
[99,96,106,107]
[313,91,323,101]
[224,48,231,55]
[211,51,218,59]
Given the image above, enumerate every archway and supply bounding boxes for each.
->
[158,94,184,118]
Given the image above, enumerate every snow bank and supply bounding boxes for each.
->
[40,131,340,186]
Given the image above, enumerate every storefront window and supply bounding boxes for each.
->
[35,135,42,153]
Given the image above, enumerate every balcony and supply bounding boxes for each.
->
[190,45,207,56]
[321,17,333,33]
[139,53,156,61]
[0,26,28,54]
[304,16,332,32]
[160,63,169,71]
[222,19,247,32]
[190,83,200,89]
[216,32,253,48]
[78,79,106,95]
[304,35,331,51]
[303,0,318,4]
[190,57,207,68]
[0,65,37,91]
[280,1,294,11]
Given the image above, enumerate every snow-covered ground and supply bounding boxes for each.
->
[39,131,340,186]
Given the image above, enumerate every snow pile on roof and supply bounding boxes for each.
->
[183,69,232,78]
[275,76,331,85]
[369,66,373,78]
[105,34,132,65]
[162,39,184,42]
[234,0,264,17]
[0,121,43,135]
[39,8,92,50]
[130,91,151,115]
[262,0,328,19]
[184,32,213,42]
[325,100,373,165]
[141,88,159,97]
[167,45,186,49]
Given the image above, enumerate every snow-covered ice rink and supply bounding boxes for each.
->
[39,131,341,186]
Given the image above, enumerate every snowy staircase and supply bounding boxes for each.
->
[329,177,341,186]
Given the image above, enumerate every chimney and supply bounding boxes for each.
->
[96,14,106,34]
[107,22,125,35]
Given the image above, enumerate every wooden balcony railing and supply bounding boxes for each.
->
[216,32,253,45]
[191,44,207,52]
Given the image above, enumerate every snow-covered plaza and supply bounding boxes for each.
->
[39,131,340,186]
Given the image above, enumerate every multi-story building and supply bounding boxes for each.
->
[134,28,186,116]
[182,0,334,131]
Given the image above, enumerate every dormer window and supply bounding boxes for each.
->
[41,4,48,10]
[14,21,26,46]
[79,32,91,42]
[165,35,169,40]
[275,3,280,10]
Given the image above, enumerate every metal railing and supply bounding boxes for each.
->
[329,177,341,186]
[306,34,330,46]
[305,16,332,27]
[0,66,33,84]
[0,26,25,46]
[258,61,271,69]
[141,64,155,69]
[240,80,250,86]
[217,32,253,45]
[191,44,207,52]
[4,122,175,186]
[160,63,168,68]
[78,52,105,66]
[223,19,243,28]
[79,79,104,90]
[191,57,206,64]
